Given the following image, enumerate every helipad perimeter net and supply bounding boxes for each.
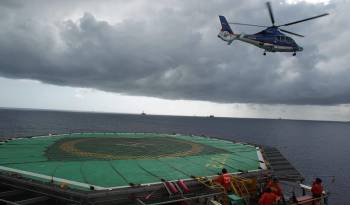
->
[0,133,263,191]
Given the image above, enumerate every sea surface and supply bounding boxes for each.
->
[0,108,349,204]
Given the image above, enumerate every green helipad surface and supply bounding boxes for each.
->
[0,133,264,191]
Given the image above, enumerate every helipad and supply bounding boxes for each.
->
[0,133,264,191]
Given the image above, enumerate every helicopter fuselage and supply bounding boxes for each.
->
[218,27,303,53]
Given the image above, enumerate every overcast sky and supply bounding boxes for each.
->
[0,0,349,121]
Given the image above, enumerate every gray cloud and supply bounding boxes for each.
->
[0,0,349,105]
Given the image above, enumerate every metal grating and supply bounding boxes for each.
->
[262,147,304,182]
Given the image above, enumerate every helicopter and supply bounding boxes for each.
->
[218,2,329,56]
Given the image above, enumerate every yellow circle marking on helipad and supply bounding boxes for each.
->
[59,137,204,160]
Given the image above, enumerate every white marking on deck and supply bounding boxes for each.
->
[0,165,106,190]
[256,148,267,170]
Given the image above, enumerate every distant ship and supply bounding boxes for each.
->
[209,115,215,118]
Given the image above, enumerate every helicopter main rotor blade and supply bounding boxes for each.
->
[266,2,275,26]
[278,13,329,27]
[280,29,304,37]
[229,22,268,28]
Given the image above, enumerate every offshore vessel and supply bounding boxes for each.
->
[0,133,328,205]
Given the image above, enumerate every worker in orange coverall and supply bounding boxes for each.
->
[311,178,324,205]
[213,168,232,205]
[259,187,277,205]
[266,177,285,203]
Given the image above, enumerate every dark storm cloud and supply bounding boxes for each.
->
[0,0,349,105]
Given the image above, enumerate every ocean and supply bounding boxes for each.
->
[0,108,349,204]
